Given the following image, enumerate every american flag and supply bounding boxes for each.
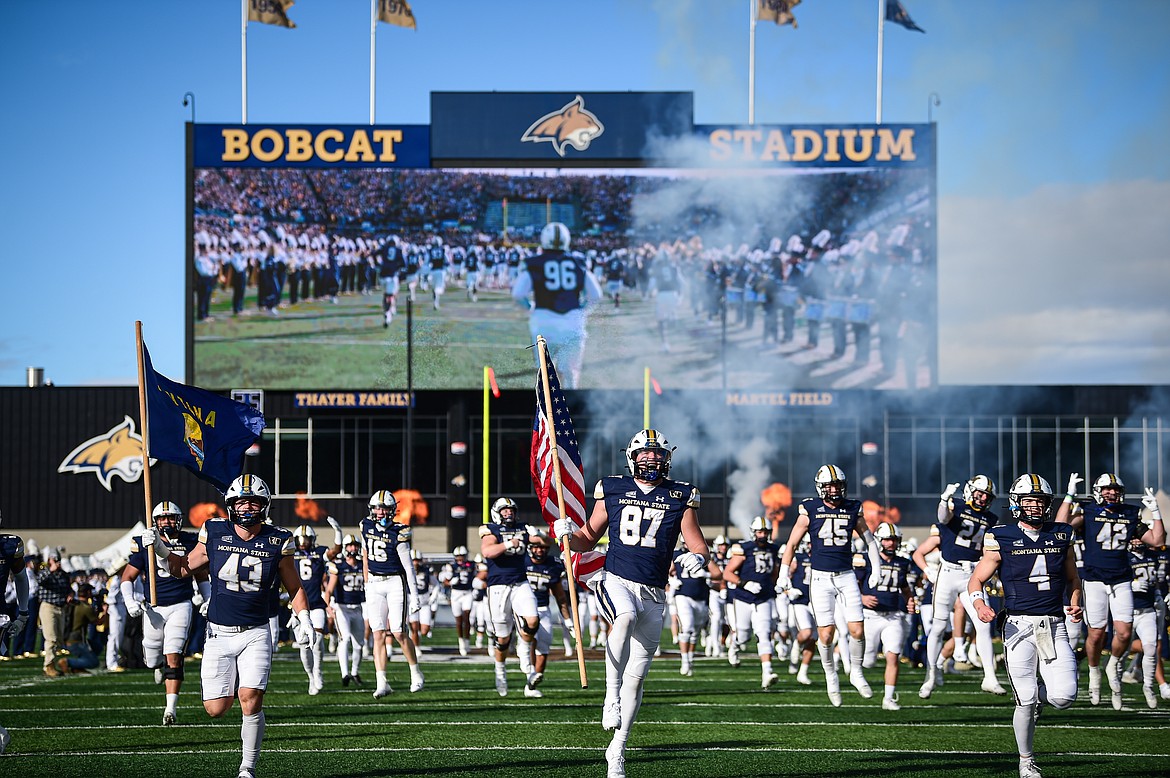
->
[530,346,605,586]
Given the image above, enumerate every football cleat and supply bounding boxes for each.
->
[308,680,320,696]
[1106,662,1122,693]
[342,675,351,688]
[155,668,164,684]
[602,698,622,730]
[795,667,812,686]
[162,709,177,726]
[826,675,843,707]
[1111,689,1123,711]
[981,678,1008,695]
[1018,757,1042,778]
[849,669,873,699]
[918,676,935,699]
[1143,686,1158,709]
[881,694,901,711]
[495,672,508,698]
[605,741,626,778]
[523,685,544,698]
[410,677,425,693]
[530,672,544,688]
[727,642,741,667]
[0,725,9,755]
[827,689,843,707]
[1161,682,1170,700]
[238,770,255,778]
[1089,683,1101,706]
[762,672,780,689]
[352,674,364,688]
[372,686,392,699]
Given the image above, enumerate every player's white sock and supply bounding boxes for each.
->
[240,711,265,771]
[884,684,896,701]
[350,643,362,676]
[954,636,969,663]
[165,693,178,713]
[518,637,534,674]
[338,639,351,676]
[1012,704,1036,758]
[761,660,773,676]
[376,670,388,688]
[817,641,837,680]
[849,635,865,671]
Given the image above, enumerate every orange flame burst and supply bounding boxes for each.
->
[393,489,429,525]
[294,492,328,522]
[861,501,902,532]
[760,483,793,524]
[187,502,226,529]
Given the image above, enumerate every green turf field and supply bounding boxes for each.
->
[2,628,1167,777]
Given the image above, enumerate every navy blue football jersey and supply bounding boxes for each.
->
[294,544,330,610]
[481,523,529,585]
[525,558,562,608]
[129,530,199,606]
[328,557,365,605]
[596,475,700,589]
[1077,502,1145,584]
[525,250,590,314]
[788,549,812,605]
[0,535,25,601]
[448,559,476,590]
[360,518,411,576]
[671,549,709,600]
[798,497,866,573]
[936,497,999,563]
[728,540,780,605]
[985,522,1076,617]
[859,553,912,612]
[200,519,294,626]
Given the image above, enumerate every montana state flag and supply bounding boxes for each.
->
[377,0,417,29]
[758,0,801,28]
[248,0,296,29]
[142,344,266,492]
[885,0,925,32]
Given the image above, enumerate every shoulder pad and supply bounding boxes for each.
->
[197,525,210,545]
[326,560,339,575]
[983,529,1002,552]
[594,480,607,499]
[477,525,493,538]
[395,526,412,542]
[729,544,745,557]
[929,524,941,537]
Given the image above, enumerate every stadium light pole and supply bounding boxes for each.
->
[927,92,940,123]
[183,92,196,123]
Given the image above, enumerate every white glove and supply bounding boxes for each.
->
[326,516,344,545]
[125,598,144,618]
[1066,472,1083,496]
[776,567,791,592]
[1142,488,1162,519]
[10,611,28,636]
[941,482,960,502]
[742,580,763,595]
[408,593,422,614]
[552,518,575,541]
[471,577,486,591]
[141,528,171,558]
[293,610,314,648]
[867,569,882,590]
[678,552,705,576]
[199,599,210,618]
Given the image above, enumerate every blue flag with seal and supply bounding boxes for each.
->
[142,344,266,492]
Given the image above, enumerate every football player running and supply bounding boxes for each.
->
[914,475,1007,698]
[361,490,425,697]
[555,429,708,778]
[779,465,882,706]
[164,476,313,778]
[0,511,31,684]
[1054,473,1164,709]
[723,516,782,688]
[292,518,343,695]
[859,522,917,710]
[671,538,717,677]
[443,545,477,656]
[968,475,1082,778]
[408,550,436,645]
[122,501,205,726]
[324,535,366,687]
[479,497,540,697]
[524,534,572,697]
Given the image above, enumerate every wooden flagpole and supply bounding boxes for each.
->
[134,321,159,605]
[536,336,588,688]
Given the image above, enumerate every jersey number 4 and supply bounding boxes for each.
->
[619,505,665,548]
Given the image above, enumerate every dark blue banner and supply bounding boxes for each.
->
[430,92,693,162]
[193,124,430,168]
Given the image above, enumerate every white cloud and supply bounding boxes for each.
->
[939,180,1170,384]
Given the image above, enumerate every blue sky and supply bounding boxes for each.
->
[1,0,1168,386]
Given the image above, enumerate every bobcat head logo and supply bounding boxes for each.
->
[58,415,148,492]
[521,95,605,157]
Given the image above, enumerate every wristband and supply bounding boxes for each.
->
[969,590,987,604]
[1063,493,1075,504]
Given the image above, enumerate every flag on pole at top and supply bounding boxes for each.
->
[758,0,802,28]
[885,0,925,32]
[530,346,604,587]
[142,344,267,492]
[248,0,296,28]
[378,0,417,29]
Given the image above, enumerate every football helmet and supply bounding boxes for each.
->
[225,475,271,527]
[490,497,519,525]
[409,549,422,562]
[814,465,847,502]
[1092,473,1125,505]
[963,475,996,509]
[1008,474,1054,525]
[529,535,549,562]
[625,429,674,482]
[293,525,316,551]
[452,545,469,557]
[342,534,361,557]
[368,490,398,526]
[713,534,728,547]
[874,521,902,550]
[540,222,571,251]
[152,501,183,540]
[750,516,771,536]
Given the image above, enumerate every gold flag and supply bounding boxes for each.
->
[378,0,417,30]
[248,0,296,29]
[758,0,801,28]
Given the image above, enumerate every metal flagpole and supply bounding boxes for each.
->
[241,0,248,124]
[370,0,376,124]
[748,0,757,125]
[876,0,885,124]
[134,322,159,605]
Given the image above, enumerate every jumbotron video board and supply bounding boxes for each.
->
[188,92,936,392]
